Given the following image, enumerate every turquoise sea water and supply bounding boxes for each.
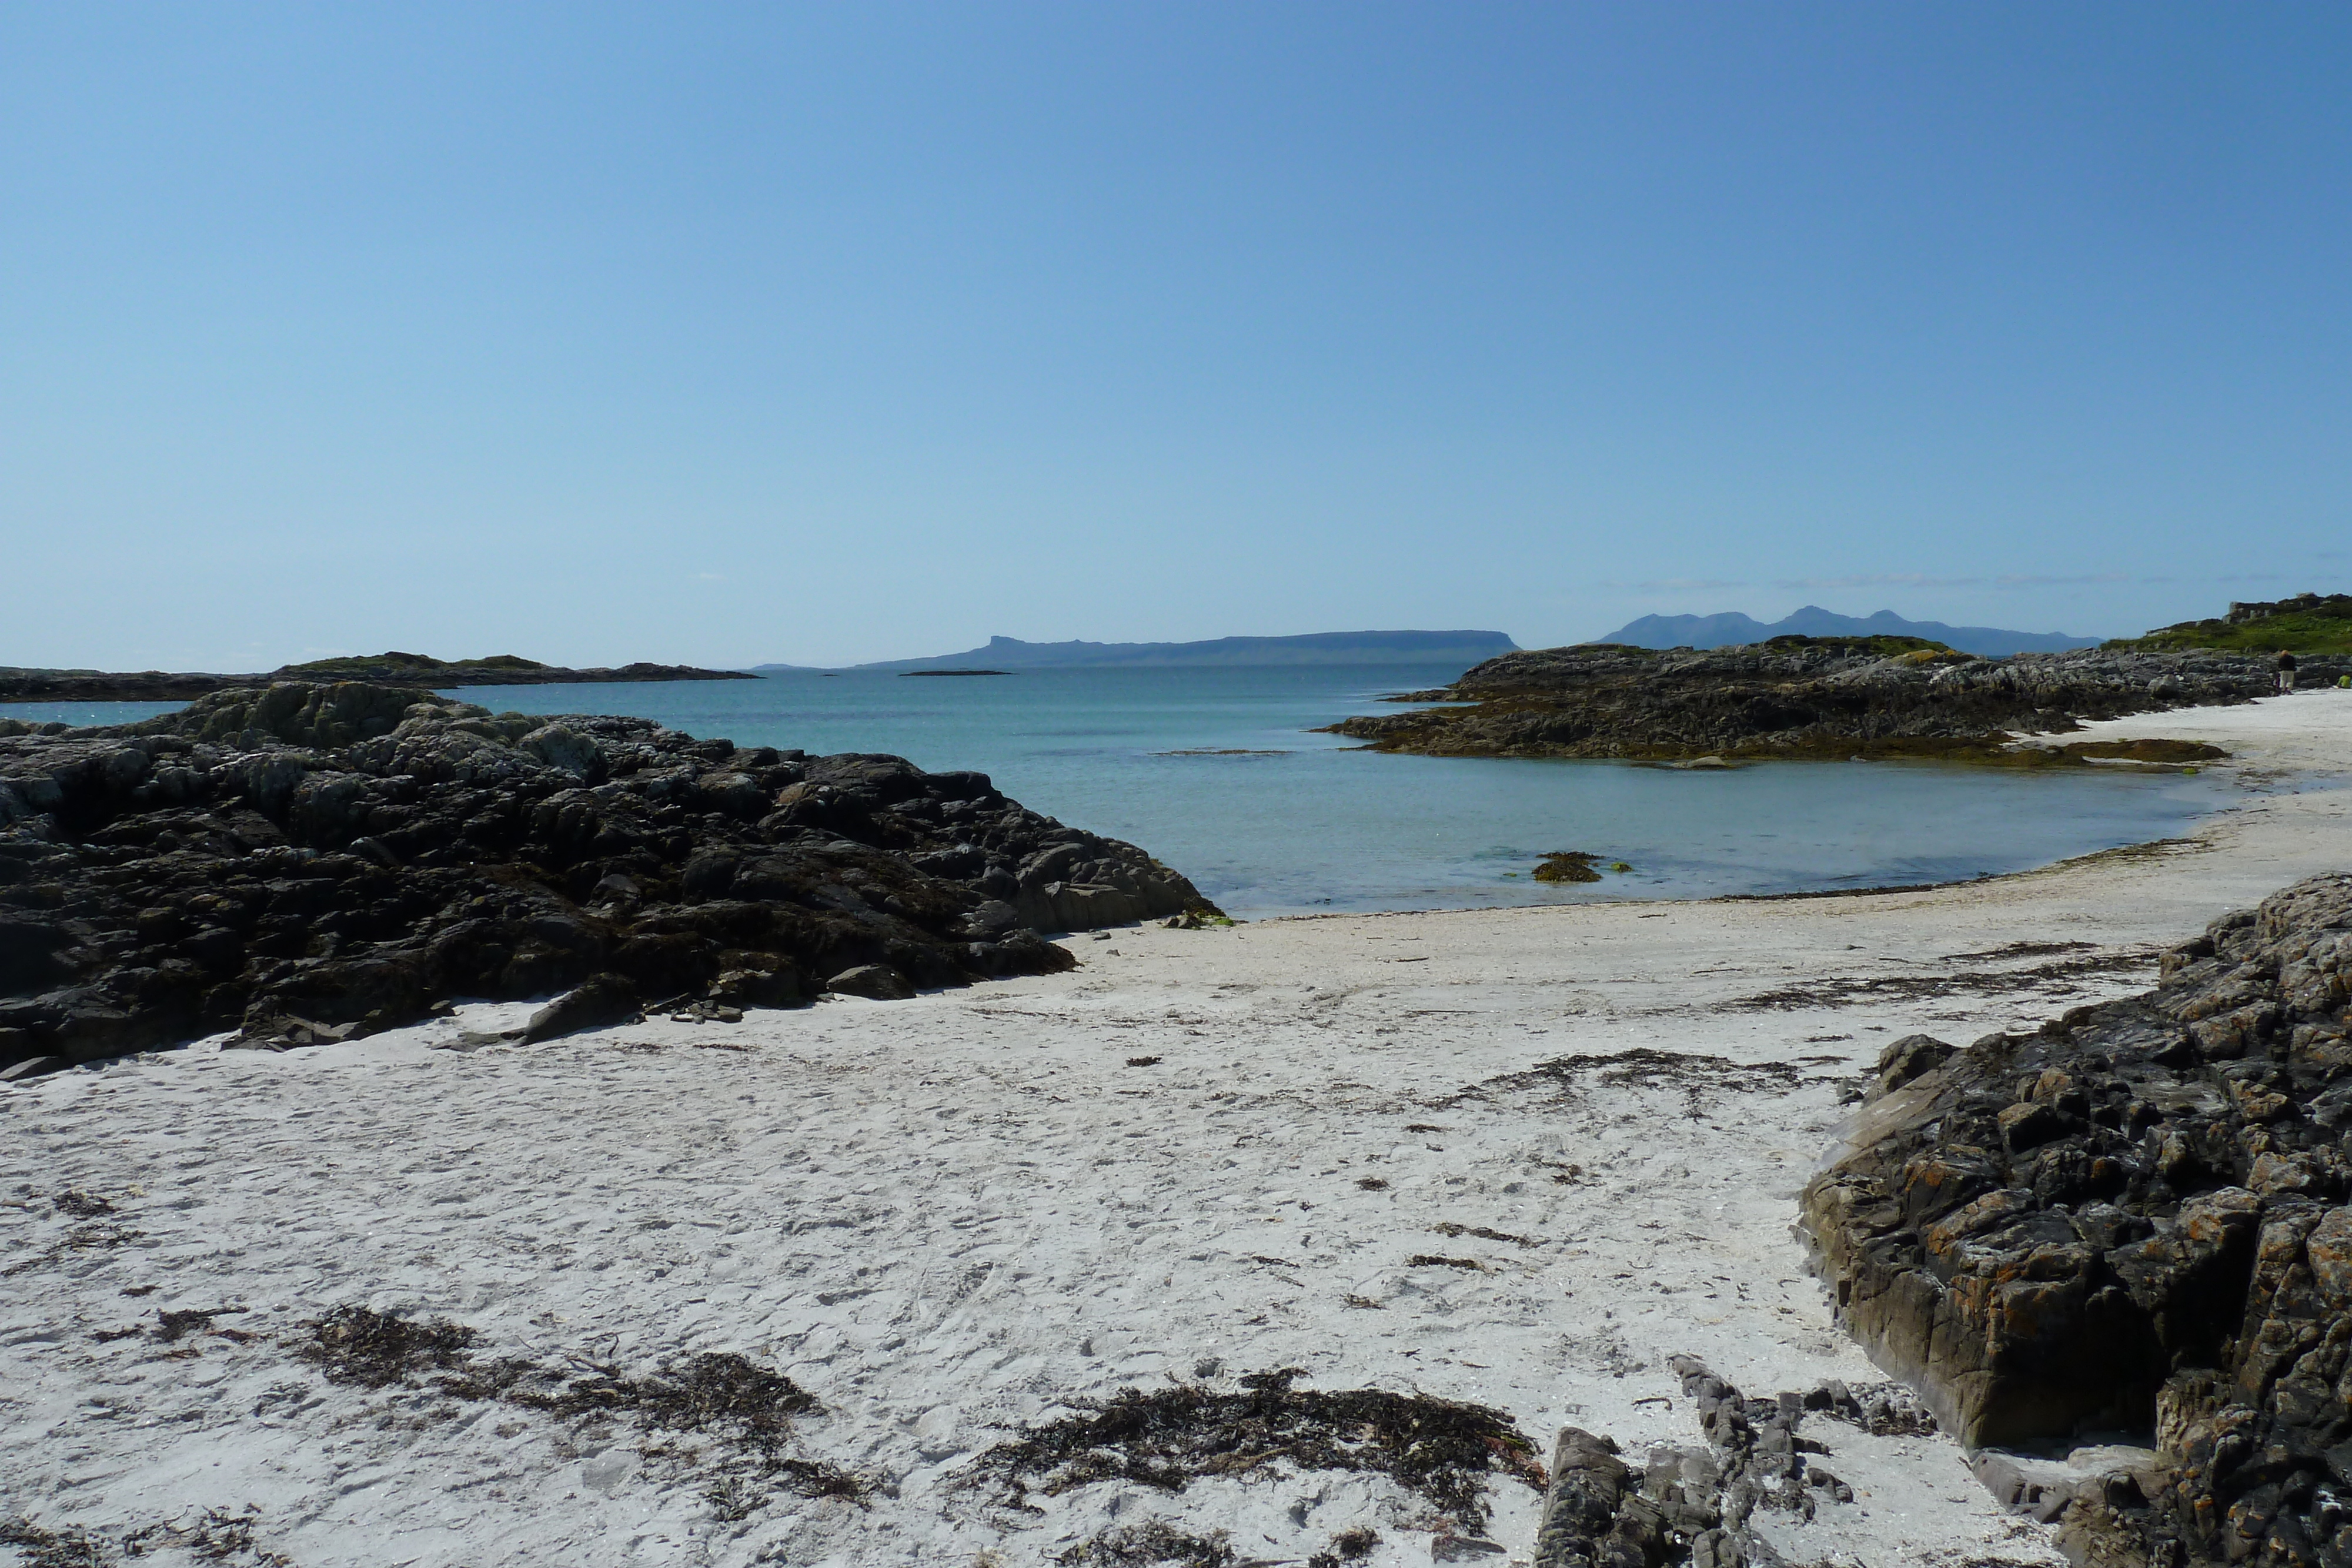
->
[6,665,2236,917]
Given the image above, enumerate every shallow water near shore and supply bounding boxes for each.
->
[9,664,2243,917]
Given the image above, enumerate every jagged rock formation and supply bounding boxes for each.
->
[0,683,1215,1078]
[1800,874,2352,1566]
[0,653,752,704]
[1528,1358,1934,1567]
[1324,638,2338,761]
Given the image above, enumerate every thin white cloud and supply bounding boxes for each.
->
[1770,574,1984,590]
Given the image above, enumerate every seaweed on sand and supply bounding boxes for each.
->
[1312,1527,1380,1565]
[128,1505,293,1567]
[506,1351,819,1455]
[1053,1520,1236,1567]
[1429,1222,1532,1248]
[292,1308,861,1504]
[156,1308,255,1345]
[1467,1045,1822,1115]
[298,1305,480,1387]
[2,1507,293,1568]
[975,1368,1544,1526]
[0,1517,105,1568]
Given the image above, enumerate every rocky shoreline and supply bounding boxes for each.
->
[1798,872,2352,1566]
[1324,639,2347,761]
[0,682,1217,1079]
[0,653,754,705]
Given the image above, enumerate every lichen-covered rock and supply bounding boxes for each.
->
[1799,872,2352,1565]
[0,683,1220,1075]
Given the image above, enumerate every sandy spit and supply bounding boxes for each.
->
[5,691,2351,1568]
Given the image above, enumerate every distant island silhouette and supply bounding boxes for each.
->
[1593,606,2099,657]
[754,630,1519,674]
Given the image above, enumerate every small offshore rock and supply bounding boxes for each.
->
[1531,852,1602,884]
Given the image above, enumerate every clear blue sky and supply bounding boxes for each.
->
[6,3,2348,669]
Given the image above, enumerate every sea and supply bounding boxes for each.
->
[12,664,2238,919]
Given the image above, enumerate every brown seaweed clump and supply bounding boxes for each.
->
[504,1350,820,1460]
[1531,852,1602,883]
[294,1306,858,1503]
[299,1304,480,1387]
[1054,1520,1236,1567]
[977,1368,1543,1525]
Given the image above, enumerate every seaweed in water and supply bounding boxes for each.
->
[1531,851,1603,884]
[1053,1521,1236,1567]
[52,1191,116,1219]
[1408,1255,1484,1271]
[977,1368,1543,1526]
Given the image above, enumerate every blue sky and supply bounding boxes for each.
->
[6,3,2348,668]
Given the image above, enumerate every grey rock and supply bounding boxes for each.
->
[826,965,915,1001]
[519,723,602,780]
[1874,1032,1955,1094]
[523,973,642,1043]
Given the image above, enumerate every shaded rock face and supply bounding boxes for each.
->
[1324,640,2343,761]
[0,683,1215,1076]
[1800,873,2352,1566]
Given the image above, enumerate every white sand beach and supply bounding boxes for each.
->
[6,692,2351,1568]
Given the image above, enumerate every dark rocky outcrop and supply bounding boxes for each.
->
[0,653,752,705]
[1800,873,2352,1566]
[0,683,1216,1078]
[1323,638,2337,762]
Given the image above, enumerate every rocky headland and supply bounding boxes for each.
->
[1800,872,2352,1566]
[1323,637,2344,762]
[0,682,1215,1079]
[0,652,754,705]
[2115,591,2352,657]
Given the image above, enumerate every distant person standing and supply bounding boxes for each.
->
[2277,650,2298,694]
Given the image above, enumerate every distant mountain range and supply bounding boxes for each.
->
[752,630,1519,674]
[1592,606,2101,657]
